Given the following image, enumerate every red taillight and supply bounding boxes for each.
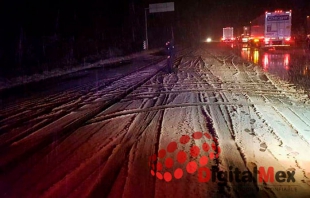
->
[285,37,291,41]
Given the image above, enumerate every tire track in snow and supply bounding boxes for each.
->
[87,67,179,197]
[88,105,166,197]
[203,50,310,197]
[86,100,298,125]
[154,67,219,197]
[122,88,299,100]
[0,117,131,197]
[0,61,167,173]
[0,57,165,136]
[230,54,310,196]
[201,54,260,196]
[206,91,259,197]
[193,54,256,197]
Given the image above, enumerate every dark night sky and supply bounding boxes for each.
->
[0,0,309,73]
[1,0,309,37]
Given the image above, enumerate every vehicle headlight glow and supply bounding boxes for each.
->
[206,38,212,42]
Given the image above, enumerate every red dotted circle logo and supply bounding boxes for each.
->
[148,132,221,182]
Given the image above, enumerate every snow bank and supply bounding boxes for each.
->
[0,49,161,92]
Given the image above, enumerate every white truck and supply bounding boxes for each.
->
[222,27,234,42]
[264,10,292,47]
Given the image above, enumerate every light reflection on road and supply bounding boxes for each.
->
[240,47,260,64]
[239,46,310,88]
[261,53,291,80]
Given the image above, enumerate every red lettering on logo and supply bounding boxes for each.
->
[259,167,274,183]
[198,167,211,183]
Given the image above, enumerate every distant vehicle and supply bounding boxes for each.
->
[249,10,293,47]
[249,14,265,47]
[206,37,212,42]
[222,27,234,42]
[239,34,250,43]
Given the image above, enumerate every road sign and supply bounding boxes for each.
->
[149,2,174,13]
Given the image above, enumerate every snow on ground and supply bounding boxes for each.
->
[0,44,310,198]
[0,49,160,92]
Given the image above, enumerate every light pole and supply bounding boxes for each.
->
[145,8,149,50]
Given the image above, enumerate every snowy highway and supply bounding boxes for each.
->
[1,43,310,198]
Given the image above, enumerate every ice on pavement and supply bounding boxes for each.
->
[1,44,310,197]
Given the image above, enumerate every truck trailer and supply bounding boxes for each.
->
[249,10,292,47]
[264,10,292,47]
[222,27,234,42]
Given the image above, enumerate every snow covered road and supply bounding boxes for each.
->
[1,43,310,198]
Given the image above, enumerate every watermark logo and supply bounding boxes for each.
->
[210,166,295,183]
[148,132,221,182]
[148,132,296,184]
